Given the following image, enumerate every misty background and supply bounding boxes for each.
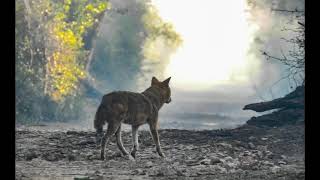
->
[15,0,304,130]
[87,0,303,130]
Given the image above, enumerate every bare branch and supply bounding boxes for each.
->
[271,8,304,13]
[298,22,305,27]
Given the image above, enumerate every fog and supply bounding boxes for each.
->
[76,0,304,130]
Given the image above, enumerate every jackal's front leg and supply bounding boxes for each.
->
[95,127,103,144]
[149,122,165,158]
[131,125,139,158]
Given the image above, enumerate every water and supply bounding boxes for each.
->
[16,112,251,132]
[159,114,249,130]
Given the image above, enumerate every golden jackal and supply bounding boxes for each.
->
[94,77,172,160]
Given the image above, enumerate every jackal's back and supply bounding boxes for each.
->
[94,91,154,130]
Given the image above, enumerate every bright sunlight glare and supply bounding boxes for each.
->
[152,0,259,91]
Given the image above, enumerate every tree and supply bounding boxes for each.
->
[16,0,182,123]
[15,0,110,123]
[262,8,305,89]
[141,3,182,82]
[243,5,305,127]
[45,0,110,101]
[90,0,182,91]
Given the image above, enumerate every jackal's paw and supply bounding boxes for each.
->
[96,136,102,145]
[125,154,135,161]
[130,151,137,159]
[159,153,166,159]
[100,152,105,161]
[100,155,105,161]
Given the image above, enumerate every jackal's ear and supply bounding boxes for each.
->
[162,77,171,86]
[152,77,160,86]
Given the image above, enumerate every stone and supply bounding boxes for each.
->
[216,166,227,173]
[67,154,76,161]
[43,153,58,161]
[224,156,233,162]
[278,161,287,165]
[200,159,211,165]
[209,157,222,165]
[25,151,37,161]
[243,151,251,156]
[271,166,281,173]
[74,176,91,180]
[218,143,232,148]
[280,155,287,159]
[145,161,153,167]
[176,170,185,176]
[248,142,255,149]
[256,151,263,159]
[265,151,274,159]
[132,169,145,175]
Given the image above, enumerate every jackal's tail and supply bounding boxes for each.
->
[94,105,107,134]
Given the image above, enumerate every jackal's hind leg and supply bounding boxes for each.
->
[116,124,129,156]
[130,125,139,158]
[95,127,103,144]
[149,122,165,158]
[100,122,120,160]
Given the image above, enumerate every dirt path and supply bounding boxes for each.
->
[16,123,304,180]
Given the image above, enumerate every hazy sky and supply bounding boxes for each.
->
[147,0,304,121]
[153,0,254,90]
[150,0,304,98]
[88,0,304,129]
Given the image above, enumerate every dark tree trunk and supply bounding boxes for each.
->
[243,85,304,127]
[243,86,304,112]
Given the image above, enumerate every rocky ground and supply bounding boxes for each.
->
[16,122,305,180]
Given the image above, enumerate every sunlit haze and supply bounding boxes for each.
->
[152,0,259,91]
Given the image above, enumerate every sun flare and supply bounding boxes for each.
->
[152,0,258,91]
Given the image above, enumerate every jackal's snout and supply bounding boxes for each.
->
[166,97,171,103]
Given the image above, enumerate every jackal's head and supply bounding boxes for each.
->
[151,77,172,104]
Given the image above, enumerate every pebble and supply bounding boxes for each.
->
[74,176,91,180]
[218,143,232,148]
[25,152,37,161]
[145,161,153,167]
[262,161,274,166]
[280,155,287,159]
[224,156,233,162]
[271,166,281,173]
[248,142,255,149]
[67,154,76,161]
[243,150,251,156]
[278,160,287,165]
[210,157,222,165]
[200,159,211,165]
[132,169,145,175]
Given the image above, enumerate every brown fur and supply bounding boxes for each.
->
[94,77,172,160]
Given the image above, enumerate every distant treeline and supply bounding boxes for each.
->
[16,0,182,124]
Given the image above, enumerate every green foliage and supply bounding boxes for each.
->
[47,0,110,101]
[15,0,109,123]
[16,0,182,124]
